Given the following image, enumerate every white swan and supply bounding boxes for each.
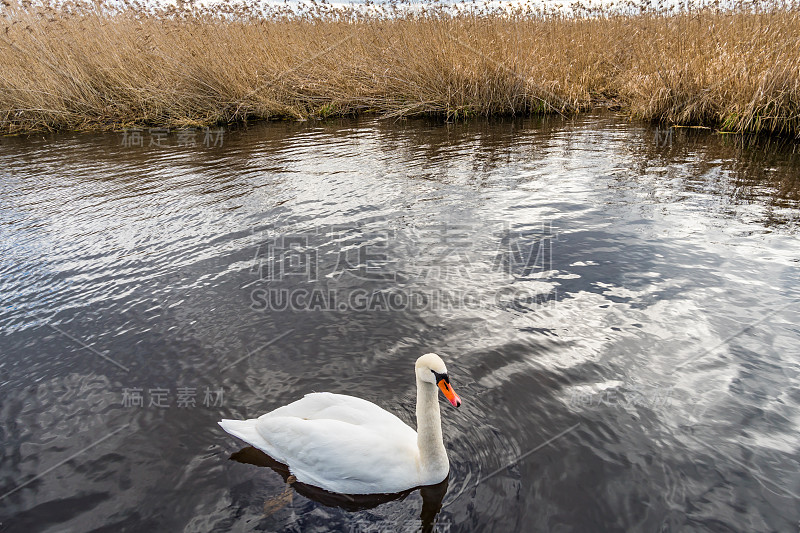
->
[219,353,462,495]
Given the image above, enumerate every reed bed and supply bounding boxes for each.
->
[1,0,798,136]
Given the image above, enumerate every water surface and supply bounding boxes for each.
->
[1,115,799,532]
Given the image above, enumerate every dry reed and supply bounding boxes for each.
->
[1,0,798,136]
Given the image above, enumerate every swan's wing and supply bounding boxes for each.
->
[261,392,411,430]
[255,415,419,494]
[221,392,420,493]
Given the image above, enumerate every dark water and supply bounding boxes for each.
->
[0,115,798,533]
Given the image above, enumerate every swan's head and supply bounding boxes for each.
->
[415,353,461,408]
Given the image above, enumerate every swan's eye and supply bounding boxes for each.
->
[431,370,449,384]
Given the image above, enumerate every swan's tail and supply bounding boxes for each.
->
[219,419,267,449]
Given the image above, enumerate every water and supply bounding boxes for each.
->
[0,115,798,532]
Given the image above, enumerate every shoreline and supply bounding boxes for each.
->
[2,1,799,138]
[1,108,786,142]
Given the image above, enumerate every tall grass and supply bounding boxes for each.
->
[1,0,798,136]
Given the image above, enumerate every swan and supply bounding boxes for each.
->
[218,353,462,495]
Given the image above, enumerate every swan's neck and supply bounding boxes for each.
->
[416,376,448,473]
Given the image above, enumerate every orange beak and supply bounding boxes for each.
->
[437,379,462,407]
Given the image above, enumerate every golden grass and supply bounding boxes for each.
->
[1,0,799,136]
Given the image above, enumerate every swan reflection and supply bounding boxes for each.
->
[230,446,449,531]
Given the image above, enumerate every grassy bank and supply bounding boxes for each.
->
[1,0,799,136]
